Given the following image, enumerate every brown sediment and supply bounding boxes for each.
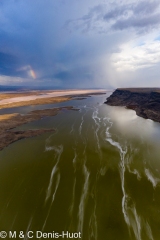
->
[0,96,71,109]
[105,88,160,123]
[0,90,106,109]
[0,113,19,121]
[0,106,78,151]
[0,90,106,100]
[0,91,45,100]
[0,129,55,151]
[0,89,106,150]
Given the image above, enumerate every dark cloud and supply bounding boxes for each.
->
[65,4,106,33]
[104,0,160,31]
[0,0,160,88]
[112,13,160,31]
[0,52,24,77]
[54,71,71,80]
[68,0,160,34]
[0,1,65,81]
[103,0,160,21]
[135,0,160,15]
[103,6,129,21]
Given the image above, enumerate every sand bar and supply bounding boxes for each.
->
[0,89,106,109]
[0,89,105,104]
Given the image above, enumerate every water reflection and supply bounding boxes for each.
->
[108,105,160,142]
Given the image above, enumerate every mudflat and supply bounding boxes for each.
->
[0,106,77,150]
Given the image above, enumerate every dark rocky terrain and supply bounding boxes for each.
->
[105,88,160,122]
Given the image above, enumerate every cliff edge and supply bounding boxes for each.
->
[105,88,160,122]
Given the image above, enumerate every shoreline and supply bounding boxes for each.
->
[105,88,160,123]
[0,96,71,110]
[0,89,106,109]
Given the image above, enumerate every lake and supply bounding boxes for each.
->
[0,93,160,240]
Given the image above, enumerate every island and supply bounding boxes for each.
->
[105,88,160,123]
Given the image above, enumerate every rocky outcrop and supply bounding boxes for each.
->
[105,88,160,122]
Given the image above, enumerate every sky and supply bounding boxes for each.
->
[0,0,160,89]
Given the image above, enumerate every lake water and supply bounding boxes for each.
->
[0,93,160,240]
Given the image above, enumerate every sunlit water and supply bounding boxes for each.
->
[0,94,160,240]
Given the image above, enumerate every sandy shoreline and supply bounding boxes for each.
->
[0,89,105,104]
[0,96,71,109]
[0,89,106,109]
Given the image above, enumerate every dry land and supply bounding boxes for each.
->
[0,96,71,109]
[105,88,160,122]
[0,89,106,109]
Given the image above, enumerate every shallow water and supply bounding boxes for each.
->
[0,94,160,240]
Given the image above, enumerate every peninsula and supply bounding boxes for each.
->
[105,88,160,123]
[0,106,77,151]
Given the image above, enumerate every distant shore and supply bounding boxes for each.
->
[0,89,106,109]
[105,88,160,123]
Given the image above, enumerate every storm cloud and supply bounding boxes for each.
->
[0,0,160,88]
